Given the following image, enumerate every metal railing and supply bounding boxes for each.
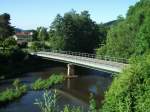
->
[30,49,128,64]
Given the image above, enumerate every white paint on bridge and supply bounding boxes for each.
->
[31,51,128,73]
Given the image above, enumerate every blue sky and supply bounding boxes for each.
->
[0,0,139,30]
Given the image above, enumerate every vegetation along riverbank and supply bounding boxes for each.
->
[0,79,27,106]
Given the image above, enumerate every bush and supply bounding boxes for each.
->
[89,94,97,112]
[0,79,28,104]
[101,54,150,112]
[29,41,50,51]
[32,74,65,90]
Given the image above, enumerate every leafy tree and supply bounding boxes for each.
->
[96,0,150,58]
[98,24,109,45]
[31,30,38,41]
[37,27,48,41]
[0,13,14,40]
[49,36,65,50]
[48,10,101,53]
[48,14,65,50]
[29,41,48,51]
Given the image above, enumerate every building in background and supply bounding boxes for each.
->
[13,31,33,45]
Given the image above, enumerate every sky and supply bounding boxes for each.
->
[0,0,139,30]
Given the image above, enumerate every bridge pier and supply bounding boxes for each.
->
[67,64,78,78]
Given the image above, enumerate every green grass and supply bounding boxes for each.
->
[32,74,65,90]
[0,79,28,104]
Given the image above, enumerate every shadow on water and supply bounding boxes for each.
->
[0,60,113,112]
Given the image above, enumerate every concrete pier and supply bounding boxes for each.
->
[67,64,78,78]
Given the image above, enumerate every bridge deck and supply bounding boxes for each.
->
[31,51,127,73]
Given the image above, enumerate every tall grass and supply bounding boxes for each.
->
[34,90,57,112]
[63,105,82,112]
[35,91,98,112]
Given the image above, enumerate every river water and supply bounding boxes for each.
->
[0,61,112,112]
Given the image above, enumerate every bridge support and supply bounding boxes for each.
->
[67,64,77,78]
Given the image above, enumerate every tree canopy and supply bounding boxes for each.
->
[96,0,150,58]
[49,10,101,53]
[0,13,14,40]
[37,27,48,41]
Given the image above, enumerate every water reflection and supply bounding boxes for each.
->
[67,79,71,89]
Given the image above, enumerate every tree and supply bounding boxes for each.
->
[49,10,101,53]
[37,27,48,41]
[96,0,150,58]
[98,23,109,45]
[0,13,14,40]
[1,37,17,51]
[31,30,38,41]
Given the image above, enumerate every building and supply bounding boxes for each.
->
[13,32,33,44]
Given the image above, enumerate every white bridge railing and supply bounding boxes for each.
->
[31,49,128,64]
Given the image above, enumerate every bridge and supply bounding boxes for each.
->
[31,50,128,77]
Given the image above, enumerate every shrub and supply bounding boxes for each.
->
[32,74,65,90]
[89,94,97,112]
[0,79,28,104]
[101,54,150,112]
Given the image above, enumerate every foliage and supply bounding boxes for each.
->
[0,37,17,50]
[48,35,65,50]
[89,94,97,112]
[0,13,14,40]
[30,10,109,53]
[48,10,101,53]
[29,41,49,51]
[0,79,27,104]
[35,90,101,112]
[98,23,111,45]
[31,30,38,41]
[101,54,150,112]
[96,0,150,58]
[35,90,83,112]
[1,48,27,62]
[34,90,57,112]
[37,27,48,41]
[12,78,20,90]
[32,74,65,90]
[63,105,82,112]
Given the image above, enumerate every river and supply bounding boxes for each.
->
[0,61,112,112]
